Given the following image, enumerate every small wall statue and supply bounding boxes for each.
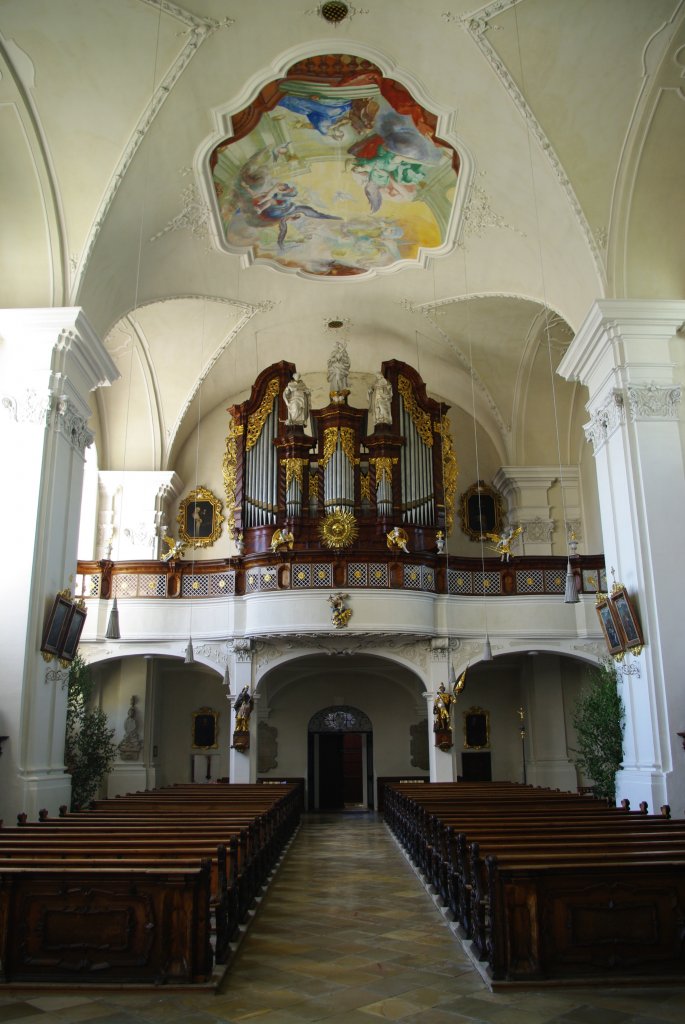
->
[270,527,294,554]
[232,685,254,752]
[118,696,144,761]
[386,525,409,553]
[328,592,352,629]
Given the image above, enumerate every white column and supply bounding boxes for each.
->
[558,299,685,813]
[228,640,257,783]
[0,308,119,823]
[98,470,183,560]
[425,638,457,782]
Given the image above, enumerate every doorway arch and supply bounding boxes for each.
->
[308,705,373,811]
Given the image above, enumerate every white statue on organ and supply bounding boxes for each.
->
[368,372,392,425]
[283,372,311,427]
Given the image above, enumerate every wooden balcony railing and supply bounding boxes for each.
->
[75,554,606,601]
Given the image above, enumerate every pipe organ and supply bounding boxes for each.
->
[223,357,457,556]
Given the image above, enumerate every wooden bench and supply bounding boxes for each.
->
[384,781,685,985]
[0,782,302,986]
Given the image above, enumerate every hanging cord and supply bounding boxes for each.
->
[106,7,163,640]
[512,4,578,601]
[461,245,494,658]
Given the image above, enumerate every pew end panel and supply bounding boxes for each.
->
[0,865,213,986]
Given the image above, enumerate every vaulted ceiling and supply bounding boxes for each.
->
[1,0,683,474]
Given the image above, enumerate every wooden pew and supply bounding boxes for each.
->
[0,782,302,986]
[383,781,685,984]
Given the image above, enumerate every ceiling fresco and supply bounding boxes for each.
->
[209,55,461,278]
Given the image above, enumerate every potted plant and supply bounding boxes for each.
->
[64,653,116,810]
[571,660,625,804]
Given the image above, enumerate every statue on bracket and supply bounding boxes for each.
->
[433,667,467,751]
[232,685,254,752]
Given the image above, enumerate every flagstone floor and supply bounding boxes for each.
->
[1,812,684,1023]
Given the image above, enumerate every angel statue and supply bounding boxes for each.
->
[386,525,409,553]
[270,527,294,553]
[486,524,523,562]
[160,534,186,562]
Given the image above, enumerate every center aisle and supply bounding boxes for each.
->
[217,811,484,1022]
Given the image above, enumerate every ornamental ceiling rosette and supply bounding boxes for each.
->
[207,54,462,279]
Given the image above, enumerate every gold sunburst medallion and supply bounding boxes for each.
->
[319,509,358,549]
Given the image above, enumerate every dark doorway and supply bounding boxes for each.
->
[461,751,492,781]
[307,705,374,810]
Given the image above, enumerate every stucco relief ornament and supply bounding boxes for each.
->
[626,383,682,421]
[2,389,51,426]
[583,391,624,454]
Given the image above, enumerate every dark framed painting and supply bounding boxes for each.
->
[595,597,625,656]
[177,485,225,549]
[610,587,644,651]
[192,707,219,749]
[41,595,73,656]
[60,604,87,662]
[463,706,490,749]
[459,481,504,541]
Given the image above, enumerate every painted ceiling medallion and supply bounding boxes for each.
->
[319,509,358,549]
[208,54,461,278]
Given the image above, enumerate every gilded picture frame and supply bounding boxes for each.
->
[192,707,219,749]
[459,481,504,541]
[610,586,644,652]
[177,485,225,549]
[595,597,625,656]
[41,594,73,656]
[463,706,490,750]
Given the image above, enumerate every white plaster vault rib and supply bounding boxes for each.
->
[70,1,235,305]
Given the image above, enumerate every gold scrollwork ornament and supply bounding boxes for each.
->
[319,509,358,549]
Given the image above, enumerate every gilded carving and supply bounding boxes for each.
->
[339,427,359,466]
[437,415,458,534]
[360,472,371,503]
[320,426,339,470]
[397,375,433,447]
[246,378,279,451]
[222,420,243,539]
[282,457,307,492]
[370,456,397,486]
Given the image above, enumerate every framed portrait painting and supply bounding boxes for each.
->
[177,485,225,549]
[610,587,644,652]
[459,481,504,542]
[595,597,624,656]
[192,707,219,749]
